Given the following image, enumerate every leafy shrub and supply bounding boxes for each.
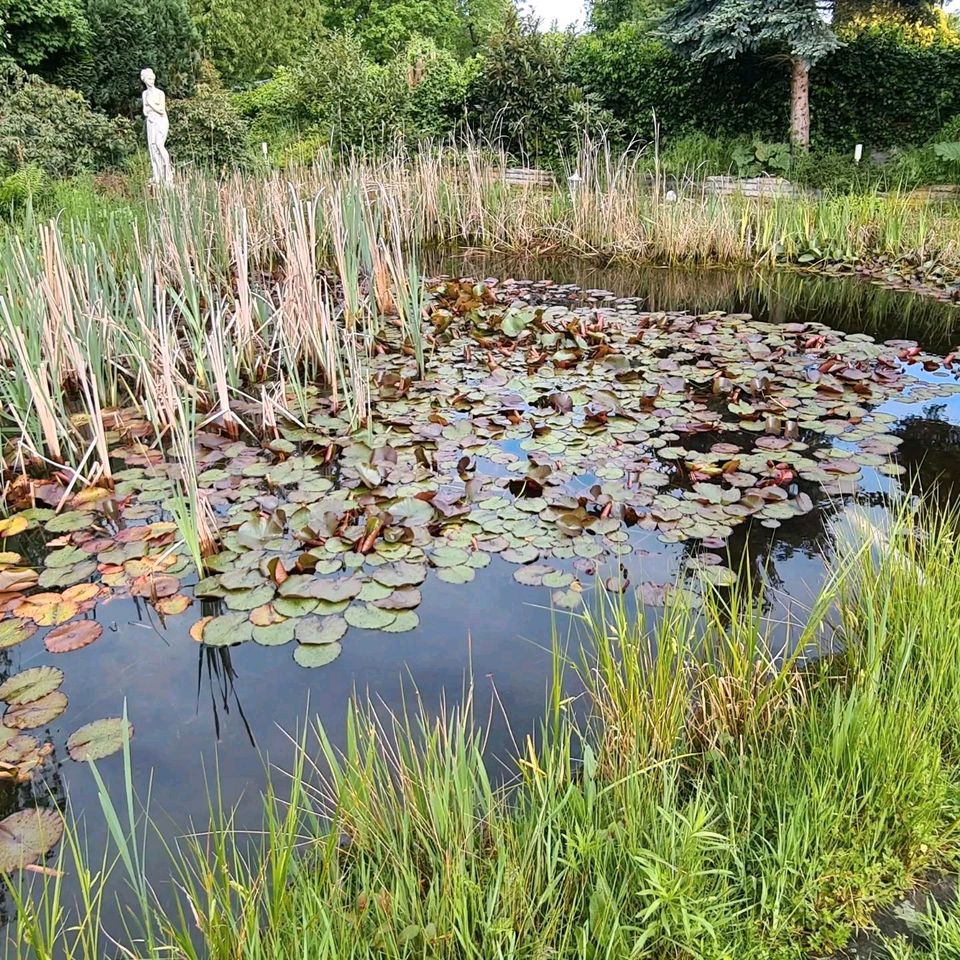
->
[169,63,252,169]
[790,149,889,192]
[284,34,407,151]
[732,141,792,177]
[399,39,471,141]
[233,70,302,143]
[238,34,468,153]
[81,0,200,116]
[2,0,90,78]
[467,15,617,160]
[0,66,133,177]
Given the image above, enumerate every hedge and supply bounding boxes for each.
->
[574,19,960,151]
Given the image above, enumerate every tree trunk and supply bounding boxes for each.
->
[790,57,810,150]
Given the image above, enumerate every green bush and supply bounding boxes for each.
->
[467,15,617,160]
[1,0,90,78]
[0,65,133,177]
[283,34,407,151]
[573,17,960,153]
[0,164,49,213]
[399,39,471,141]
[169,64,252,169]
[237,34,470,154]
[81,0,200,116]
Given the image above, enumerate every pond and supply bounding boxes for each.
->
[2,256,960,925]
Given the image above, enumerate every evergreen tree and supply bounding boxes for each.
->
[661,0,840,147]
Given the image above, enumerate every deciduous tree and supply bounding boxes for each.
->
[0,0,90,77]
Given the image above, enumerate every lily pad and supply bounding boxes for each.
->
[66,718,133,761]
[0,620,36,650]
[295,616,348,645]
[0,667,63,705]
[344,604,397,630]
[501,545,540,564]
[381,610,420,633]
[44,620,102,653]
[436,565,475,585]
[373,588,421,610]
[371,562,428,587]
[4,691,68,729]
[0,808,64,872]
[223,584,276,612]
[252,621,296,646]
[293,642,342,668]
[273,597,319,618]
[202,612,254,646]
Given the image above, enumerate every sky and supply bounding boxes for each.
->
[523,0,960,29]
[522,0,587,28]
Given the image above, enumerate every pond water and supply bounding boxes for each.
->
[3,256,960,928]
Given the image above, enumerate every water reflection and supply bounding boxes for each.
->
[198,646,255,746]
[426,253,960,355]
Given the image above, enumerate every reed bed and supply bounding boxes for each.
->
[3,138,960,495]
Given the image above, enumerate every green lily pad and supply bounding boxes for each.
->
[436,565,475,585]
[293,642,342,668]
[513,564,555,586]
[0,619,36,650]
[358,580,393,602]
[45,511,94,533]
[501,545,540,564]
[45,546,88,569]
[344,604,397,630]
[202,612,254,646]
[223,583,275,612]
[252,621,296,646]
[381,610,419,633]
[0,808,64,872]
[0,667,64,706]
[295,616,348,645]
[371,562,428,587]
[552,588,583,611]
[696,564,737,588]
[430,546,470,568]
[273,597,319,618]
[66,718,133,761]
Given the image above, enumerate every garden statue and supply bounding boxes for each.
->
[141,68,173,187]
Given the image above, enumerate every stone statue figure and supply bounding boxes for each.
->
[141,68,173,186]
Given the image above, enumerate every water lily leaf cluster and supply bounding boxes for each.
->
[0,276,955,680]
